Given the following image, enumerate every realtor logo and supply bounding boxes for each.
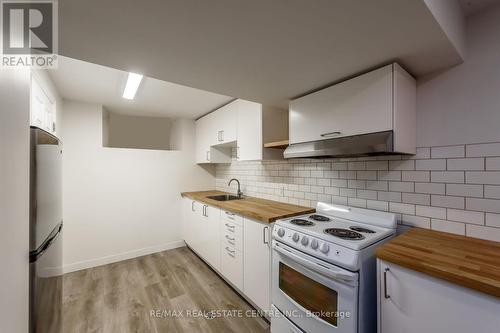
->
[1,0,58,68]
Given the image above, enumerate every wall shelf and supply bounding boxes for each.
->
[263,140,289,149]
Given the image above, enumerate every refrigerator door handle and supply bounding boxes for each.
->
[29,221,63,263]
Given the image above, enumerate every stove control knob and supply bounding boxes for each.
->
[320,243,330,254]
[310,239,319,250]
[277,228,285,237]
[292,233,300,242]
[301,236,309,246]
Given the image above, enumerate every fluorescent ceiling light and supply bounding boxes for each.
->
[122,72,143,100]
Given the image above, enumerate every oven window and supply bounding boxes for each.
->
[279,262,338,327]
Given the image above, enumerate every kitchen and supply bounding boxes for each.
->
[1,0,500,333]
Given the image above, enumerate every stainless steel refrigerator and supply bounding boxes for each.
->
[29,127,63,333]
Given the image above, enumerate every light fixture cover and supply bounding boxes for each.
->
[122,72,143,100]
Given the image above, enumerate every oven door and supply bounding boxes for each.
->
[272,240,359,333]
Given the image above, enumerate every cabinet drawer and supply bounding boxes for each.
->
[221,220,243,239]
[222,232,242,251]
[220,244,243,290]
[221,210,243,225]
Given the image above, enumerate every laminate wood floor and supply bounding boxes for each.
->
[63,246,270,333]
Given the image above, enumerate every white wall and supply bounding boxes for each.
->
[105,111,172,150]
[0,69,31,333]
[61,101,215,272]
[417,3,500,147]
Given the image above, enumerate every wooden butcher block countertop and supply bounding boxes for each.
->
[181,190,315,223]
[376,228,500,297]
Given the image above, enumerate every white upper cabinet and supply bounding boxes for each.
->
[31,75,56,135]
[289,63,416,154]
[237,100,263,161]
[195,99,288,163]
[214,102,237,145]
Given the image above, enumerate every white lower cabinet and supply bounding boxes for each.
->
[378,259,500,333]
[243,218,271,312]
[182,199,272,312]
[182,198,220,271]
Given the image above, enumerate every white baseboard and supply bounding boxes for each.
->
[62,240,186,274]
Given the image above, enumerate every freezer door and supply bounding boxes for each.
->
[30,127,62,251]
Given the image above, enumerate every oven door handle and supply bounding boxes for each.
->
[273,243,358,283]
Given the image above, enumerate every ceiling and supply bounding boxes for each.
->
[48,56,233,118]
[59,0,465,109]
[459,0,500,16]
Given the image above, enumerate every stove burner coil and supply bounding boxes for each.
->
[290,219,315,226]
[309,214,331,222]
[324,228,365,240]
[349,226,375,234]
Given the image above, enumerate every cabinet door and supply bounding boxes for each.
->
[237,100,262,161]
[378,260,500,333]
[221,242,243,290]
[195,118,211,163]
[289,65,393,144]
[216,102,237,144]
[243,218,271,311]
[201,205,220,270]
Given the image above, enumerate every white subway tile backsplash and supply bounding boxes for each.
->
[431,195,465,209]
[431,219,465,235]
[414,182,446,194]
[416,159,446,170]
[357,171,377,180]
[389,181,414,192]
[486,213,500,228]
[466,224,500,242]
[431,171,464,183]
[467,143,500,157]
[466,198,500,213]
[466,171,500,185]
[447,158,484,171]
[348,197,367,208]
[446,184,483,198]
[389,160,415,171]
[348,162,366,170]
[366,200,389,211]
[377,191,402,203]
[389,202,415,215]
[402,171,430,182]
[486,157,500,170]
[402,215,430,228]
[216,141,500,242]
[402,193,431,205]
[485,185,500,199]
[357,190,377,200]
[366,180,388,191]
[431,145,465,158]
[366,161,389,170]
[416,205,447,219]
[446,209,484,225]
[377,171,402,181]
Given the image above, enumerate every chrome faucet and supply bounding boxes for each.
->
[228,178,243,198]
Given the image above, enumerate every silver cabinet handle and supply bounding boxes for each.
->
[225,246,235,254]
[384,268,390,299]
[320,131,342,137]
[225,235,235,241]
[225,211,235,216]
[206,151,210,161]
[236,146,240,160]
[263,226,269,244]
[225,223,235,228]
[191,201,195,212]
[220,130,224,142]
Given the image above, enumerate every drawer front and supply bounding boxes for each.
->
[222,232,242,251]
[221,220,243,239]
[221,210,243,226]
[220,244,243,290]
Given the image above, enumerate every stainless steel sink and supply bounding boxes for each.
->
[207,194,242,201]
